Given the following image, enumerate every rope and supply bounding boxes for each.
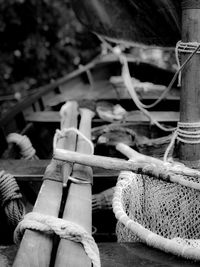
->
[96,37,200,132]
[7,133,38,160]
[14,212,101,267]
[164,122,200,162]
[120,55,176,132]
[175,41,200,86]
[53,127,94,155]
[0,170,25,227]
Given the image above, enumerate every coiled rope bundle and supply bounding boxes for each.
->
[0,170,25,227]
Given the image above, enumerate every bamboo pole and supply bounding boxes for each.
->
[13,101,78,267]
[179,1,200,167]
[54,107,95,267]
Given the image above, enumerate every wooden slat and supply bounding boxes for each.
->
[25,110,179,123]
[13,101,78,267]
[0,160,119,182]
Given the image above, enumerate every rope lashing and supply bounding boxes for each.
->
[7,133,38,160]
[14,212,101,267]
[53,127,94,156]
[164,122,200,162]
[0,170,25,227]
[175,41,200,86]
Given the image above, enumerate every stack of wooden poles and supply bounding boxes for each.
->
[13,100,94,267]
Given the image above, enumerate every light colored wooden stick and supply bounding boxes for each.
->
[54,143,200,179]
[55,107,95,267]
[54,149,130,171]
[116,142,163,164]
[13,101,78,267]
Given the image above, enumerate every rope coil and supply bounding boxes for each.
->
[164,122,200,162]
[7,133,38,160]
[14,212,101,267]
[0,170,25,226]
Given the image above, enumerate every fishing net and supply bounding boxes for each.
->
[113,158,200,261]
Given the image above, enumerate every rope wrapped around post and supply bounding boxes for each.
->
[14,212,100,267]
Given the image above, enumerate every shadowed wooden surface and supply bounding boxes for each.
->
[3,242,200,267]
[99,243,200,267]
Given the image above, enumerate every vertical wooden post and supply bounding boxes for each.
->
[179,1,200,167]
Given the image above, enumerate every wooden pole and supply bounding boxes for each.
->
[179,1,200,167]
[13,101,78,267]
[54,108,95,267]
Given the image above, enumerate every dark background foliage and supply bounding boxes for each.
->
[0,0,100,96]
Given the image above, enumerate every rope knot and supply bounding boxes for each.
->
[14,212,101,267]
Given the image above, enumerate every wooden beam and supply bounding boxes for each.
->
[179,2,200,166]
[13,101,78,267]
[0,160,119,182]
[25,110,179,123]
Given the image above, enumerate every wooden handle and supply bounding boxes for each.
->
[55,107,94,267]
[13,101,78,267]
[116,142,163,164]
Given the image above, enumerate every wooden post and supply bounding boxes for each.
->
[54,107,95,267]
[179,1,200,167]
[13,101,78,267]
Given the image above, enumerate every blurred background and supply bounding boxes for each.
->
[0,0,100,101]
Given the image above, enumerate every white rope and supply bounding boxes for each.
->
[14,212,101,267]
[164,122,200,162]
[119,54,176,132]
[175,41,200,87]
[7,133,38,159]
[0,170,25,226]
[53,127,94,155]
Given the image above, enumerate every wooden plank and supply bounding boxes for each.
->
[55,108,95,267]
[25,110,180,123]
[13,101,78,267]
[98,243,199,267]
[0,160,50,176]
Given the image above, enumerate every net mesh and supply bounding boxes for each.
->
[114,170,200,258]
